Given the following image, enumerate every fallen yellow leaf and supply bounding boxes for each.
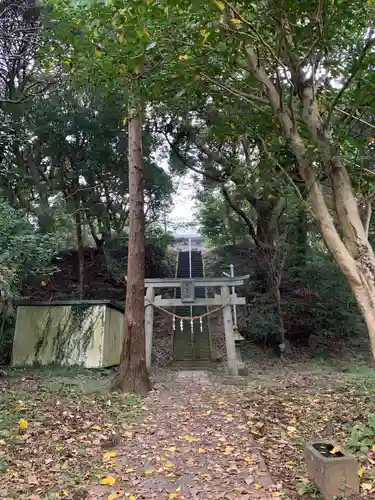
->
[330,446,340,455]
[272,492,282,497]
[91,425,102,431]
[287,426,296,434]
[178,55,188,61]
[358,466,365,477]
[164,446,176,452]
[100,476,116,486]
[165,463,174,469]
[184,435,199,442]
[372,443,375,452]
[198,410,212,417]
[230,18,242,24]
[126,467,134,473]
[103,451,117,459]
[223,445,234,454]
[286,460,297,466]
[108,491,123,500]
[129,496,136,500]
[168,487,182,499]
[18,418,28,430]
[144,469,154,476]
[198,448,206,454]
[255,483,263,489]
[165,473,177,478]
[161,455,167,461]
[245,457,256,463]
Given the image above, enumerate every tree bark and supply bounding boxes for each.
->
[243,44,375,358]
[111,106,151,394]
[74,200,85,300]
[350,281,375,358]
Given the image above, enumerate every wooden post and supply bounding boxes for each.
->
[145,287,155,371]
[221,286,238,376]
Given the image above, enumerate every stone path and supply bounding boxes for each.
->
[87,373,276,499]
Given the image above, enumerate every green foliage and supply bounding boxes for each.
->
[0,199,63,297]
[287,259,366,342]
[146,226,174,251]
[348,411,375,454]
[0,313,15,364]
[197,187,250,247]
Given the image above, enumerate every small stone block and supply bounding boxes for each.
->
[304,441,359,500]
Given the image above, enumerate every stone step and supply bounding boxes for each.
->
[170,360,218,370]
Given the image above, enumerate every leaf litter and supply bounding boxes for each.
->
[0,360,374,498]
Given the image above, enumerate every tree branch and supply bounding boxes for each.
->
[326,36,375,127]
[221,185,261,248]
[200,73,268,107]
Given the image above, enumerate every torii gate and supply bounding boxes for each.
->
[144,275,249,375]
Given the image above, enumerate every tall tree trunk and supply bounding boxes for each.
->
[307,171,375,357]
[244,45,375,359]
[350,282,375,357]
[75,206,84,300]
[111,106,151,394]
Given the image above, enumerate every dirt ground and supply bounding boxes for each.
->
[0,357,374,499]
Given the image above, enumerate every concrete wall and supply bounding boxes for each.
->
[12,304,105,368]
[102,307,124,367]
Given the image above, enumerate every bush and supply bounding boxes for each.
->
[0,312,15,364]
[347,411,375,454]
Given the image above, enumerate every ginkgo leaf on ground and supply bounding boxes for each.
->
[19,418,28,430]
[198,410,212,417]
[183,435,199,442]
[100,476,116,486]
[108,490,124,500]
[198,448,206,454]
[168,486,183,499]
[223,445,234,454]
